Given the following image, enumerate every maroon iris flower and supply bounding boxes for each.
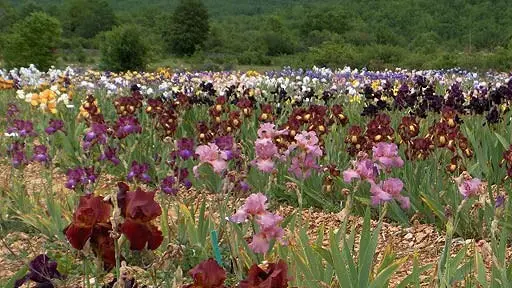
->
[64,195,116,270]
[239,260,290,288]
[117,183,163,250]
[183,258,226,288]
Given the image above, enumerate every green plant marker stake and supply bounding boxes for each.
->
[211,230,223,266]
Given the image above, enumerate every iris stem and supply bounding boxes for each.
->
[115,238,121,281]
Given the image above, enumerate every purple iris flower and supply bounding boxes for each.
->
[6,119,37,137]
[161,176,178,195]
[114,116,142,139]
[7,103,19,120]
[7,141,27,168]
[32,145,50,163]
[214,135,237,160]
[177,138,195,160]
[15,254,64,288]
[45,119,64,135]
[495,195,505,208]
[127,161,151,183]
[65,167,98,190]
[83,123,108,150]
[99,146,120,165]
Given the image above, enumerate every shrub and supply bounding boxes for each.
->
[307,42,359,68]
[1,12,61,70]
[263,31,297,56]
[100,25,149,72]
[237,50,271,66]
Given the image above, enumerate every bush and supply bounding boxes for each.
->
[237,50,271,66]
[2,12,61,70]
[362,45,406,70]
[75,48,87,63]
[263,31,297,56]
[307,42,359,68]
[100,25,149,72]
[197,61,222,72]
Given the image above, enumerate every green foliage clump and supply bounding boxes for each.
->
[18,1,45,19]
[99,25,149,72]
[1,12,61,70]
[0,0,18,32]
[168,0,210,56]
[61,0,117,39]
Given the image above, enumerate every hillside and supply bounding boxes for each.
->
[9,0,320,17]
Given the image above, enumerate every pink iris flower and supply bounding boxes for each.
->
[193,143,229,176]
[458,178,482,198]
[257,123,287,139]
[369,178,410,209]
[372,142,404,170]
[343,159,379,183]
[228,193,287,254]
[251,138,279,173]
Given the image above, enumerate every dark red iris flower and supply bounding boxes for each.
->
[64,195,116,270]
[239,260,290,288]
[65,195,111,249]
[183,258,226,288]
[90,224,117,271]
[117,183,163,250]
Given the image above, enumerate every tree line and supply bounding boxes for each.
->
[1,0,512,71]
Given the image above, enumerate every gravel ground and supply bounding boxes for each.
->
[0,164,509,287]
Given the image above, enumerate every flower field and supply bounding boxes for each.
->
[1,65,512,287]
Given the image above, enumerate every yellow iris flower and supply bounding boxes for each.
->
[349,94,362,103]
[371,80,380,91]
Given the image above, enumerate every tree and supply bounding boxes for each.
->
[300,6,351,36]
[100,25,149,72]
[62,0,116,39]
[0,0,18,32]
[262,15,297,56]
[2,12,61,70]
[168,0,209,56]
[18,1,45,19]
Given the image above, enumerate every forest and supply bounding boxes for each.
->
[2,0,512,70]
